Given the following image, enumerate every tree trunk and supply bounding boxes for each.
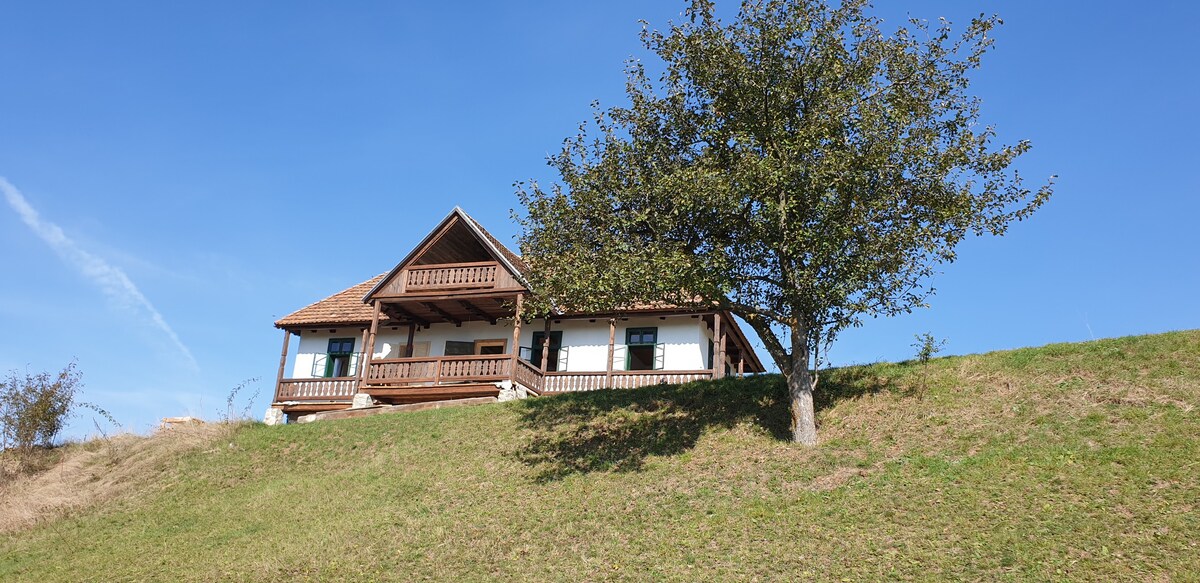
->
[789,325,818,445]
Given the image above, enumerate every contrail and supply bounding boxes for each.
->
[1,177,199,370]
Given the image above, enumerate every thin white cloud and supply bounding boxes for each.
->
[1,177,199,370]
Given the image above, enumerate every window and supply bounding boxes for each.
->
[444,340,475,356]
[395,341,430,358]
[625,327,659,371]
[325,338,355,378]
[474,339,507,355]
[529,331,563,371]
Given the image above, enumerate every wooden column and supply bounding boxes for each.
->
[605,317,616,388]
[539,318,551,372]
[362,300,382,388]
[274,328,291,398]
[712,311,724,379]
[358,328,369,381]
[718,312,728,379]
[405,322,417,357]
[510,294,524,373]
[738,356,745,378]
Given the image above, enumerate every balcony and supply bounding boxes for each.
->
[403,261,498,292]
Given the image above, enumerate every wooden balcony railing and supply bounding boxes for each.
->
[365,355,512,387]
[405,261,498,292]
[275,377,359,401]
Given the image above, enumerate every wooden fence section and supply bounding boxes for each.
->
[281,356,717,401]
[513,358,545,393]
[542,370,714,392]
[405,261,498,292]
[366,355,512,386]
[275,378,358,401]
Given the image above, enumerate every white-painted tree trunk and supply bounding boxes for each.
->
[789,325,818,445]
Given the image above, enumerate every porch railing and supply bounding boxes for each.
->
[365,355,512,386]
[275,377,359,401]
[404,261,498,292]
[513,358,544,393]
[542,370,713,392]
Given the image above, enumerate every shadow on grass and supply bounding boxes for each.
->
[514,368,895,482]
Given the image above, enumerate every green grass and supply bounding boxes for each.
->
[2,331,1198,581]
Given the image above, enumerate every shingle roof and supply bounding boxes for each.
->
[274,274,387,328]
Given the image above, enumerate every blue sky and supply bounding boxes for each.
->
[1,2,1197,436]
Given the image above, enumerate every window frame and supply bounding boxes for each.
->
[324,337,356,378]
[625,327,659,371]
[529,330,563,371]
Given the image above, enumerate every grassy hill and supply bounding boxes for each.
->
[2,331,1197,581]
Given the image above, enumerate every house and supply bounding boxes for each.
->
[266,207,764,423]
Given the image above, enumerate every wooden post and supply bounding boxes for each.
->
[738,356,745,378]
[275,328,291,398]
[539,318,551,372]
[362,300,382,388]
[712,311,723,379]
[358,328,369,381]
[605,318,616,388]
[718,312,728,379]
[405,322,417,357]
[510,293,524,375]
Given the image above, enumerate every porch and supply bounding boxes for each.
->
[271,353,722,407]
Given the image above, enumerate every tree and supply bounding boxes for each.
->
[0,362,83,452]
[515,0,1053,444]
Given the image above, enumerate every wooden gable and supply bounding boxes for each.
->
[365,208,528,301]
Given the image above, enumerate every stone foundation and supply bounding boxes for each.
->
[351,392,375,409]
[263,407,286,426]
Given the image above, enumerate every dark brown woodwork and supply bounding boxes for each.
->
[718,312,728,379]
[459,299,497,324]
[358,328,370,382]
[605,318,616,388]
[274,329,290,399]
[362,301,382,391]
[280,402,353,414]
[372,286,529,303]
[540,318,551,372]
[422,302,462,326]
[406,261,498,292]
[712,311,724,379]
[405,323,416,357]
[364,384,500,404]
[510,293,524,375]
[367,212,529,301]
[382,304,430,328]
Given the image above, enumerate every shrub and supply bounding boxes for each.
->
[0,362,83,452]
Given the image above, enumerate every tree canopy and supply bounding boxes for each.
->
[516,0,1053,444]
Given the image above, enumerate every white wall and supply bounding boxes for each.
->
[285,314,713,378]
[375,320,514,358]
[516,315,708,372]
[291,328,368,378]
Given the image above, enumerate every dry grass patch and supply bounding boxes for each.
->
[0,422,240,533]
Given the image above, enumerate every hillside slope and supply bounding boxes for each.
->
[2,331,1197,581]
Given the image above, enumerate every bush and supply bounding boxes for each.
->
[0,362,83,452]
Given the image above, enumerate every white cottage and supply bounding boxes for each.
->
[268,207,764,422]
